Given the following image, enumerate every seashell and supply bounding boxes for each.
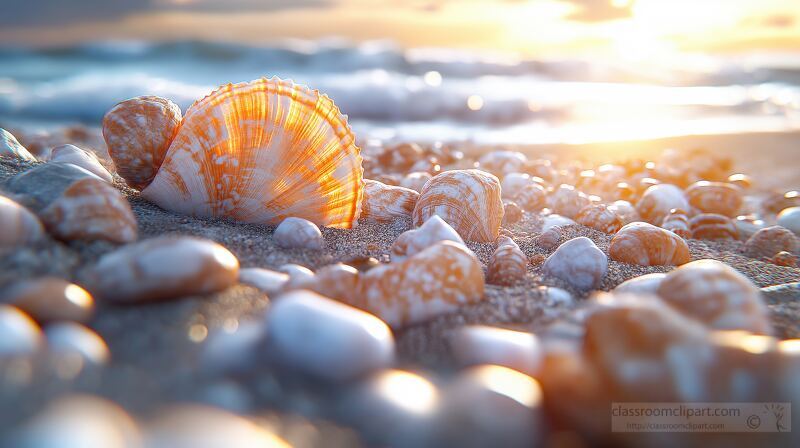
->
[146,405,289,448]
[273,217,324,250]
[541,214,575,233]
[1,277,94,324]
[351,241,484,328]
[660,207,691,238]
[614,182,636,202]
[435,365,543,448]
[45,322,110,365]
[102,95,182,190]
[410,156,441,175]
[85,236,239,303]
[344,255,381,272]
[771,251,797,267]
[487,236,528,286]
[238,267,289,296]
[523,159,556,181]
[372,173,401,186]
[0,194,45,247]
[501,200,522,225]
[609,222,691,266]
[548,184,590,219]
[49,144,113,183]
[278,263,315,284]
[413,169,503,242]
[613,272,666,295]
[392,214,464,261]
[727,173,752,189]
[39,176,138,243]
[361,179,419,223]
[685,181,743,217]
[379,142,423,170]
[450,326,542,376]
[543,237,607,290]
[0,128,37,162]
[0,305,42,357]
[575,204,623,234]
[513,183,547,212]
[743,225,798,259]
[777,207,800,235]
[535,226,562,250]
[106,78,364,228]
[764,190,800,214]
[635,183,689,225]
[501,172,532,199]
[656,259,772,334]
[689,213,738,240]
[477,150,527,176]
[282,263,360,303]
[607,200,639,225]
[264,289,394,382]
[400,171,432,193]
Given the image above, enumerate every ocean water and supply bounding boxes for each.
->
[1,39,799,145]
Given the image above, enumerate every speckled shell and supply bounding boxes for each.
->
[609,222,691,266]
[273,217,325,250]
[771,251,797,267]
[477,151,527,177]
[656,260,772,334]
[575,204,623,234]
[352,241,485,328]
[685,181,743,217]
[548,184,590,219]
[400,171,432,193]
[501,200,522,225]
[85,236,239,303]
[635,184,689,225]
[543,237,607,290]
[392,215,464,261]
[102,96,182,190]
[689,213,738,240]
[487,236,528,286]
[535,226,562,250]
[49,145,113,183]
[0,128,37,162]
[361,179,419,223]
[113,78,364,228]
[743,225,798,259]
[607,200,639,225]
[513,183,547,212]
[660,208,691,239]
[1,277,94,324]
[777,207,800,235]
[413,169,503,242]
[0,194,45,247]
[40,177,137,243]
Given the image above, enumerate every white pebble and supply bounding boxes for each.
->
[238,268,289,296]
[450,326,542,376]
[543,237,608,290]
[614,273,667,295]
[273,217,324,250]
[778,207,800,236]
[0,305,42,357]
[45,322,110,365]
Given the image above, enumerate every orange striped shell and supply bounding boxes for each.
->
[413,169,503,242]
[106,78,364,229]
[487,236,528,286]
[361,179,419,223]
[609,222,691,266]
[575,204,623,234]
[660,208,691,239]
[685,181,743,217]
[689,213,738,240]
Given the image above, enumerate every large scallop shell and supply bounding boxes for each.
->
[413,169,503,242]
[609,222,691,266]
[110,78,364,229]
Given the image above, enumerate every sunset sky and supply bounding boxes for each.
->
[1,0,799,59]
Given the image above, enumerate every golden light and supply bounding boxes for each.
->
[467,95,484,111]
[423,70,442,87]
[469,365,542,408]
[374,370,439,414]
[64,284,93,309]
[188,324,208,343]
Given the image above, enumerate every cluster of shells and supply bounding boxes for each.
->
[2,77,800,446]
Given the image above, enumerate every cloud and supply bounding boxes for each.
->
[760,14,795,29]
[561,0,634,23]
[0,0,337,27]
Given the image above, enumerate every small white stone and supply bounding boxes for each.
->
[391,215,465,261]
[614,273,667,295]
[543,237,608,290]
[265,290,395,382]
[0,305,42,357]
[238,268,289,296]
[273,217,324,250]
[450,326,542,376]
[45,322,110,365]
[778,207,800,236]
[541,214,575,233]
[0,128,36,162]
